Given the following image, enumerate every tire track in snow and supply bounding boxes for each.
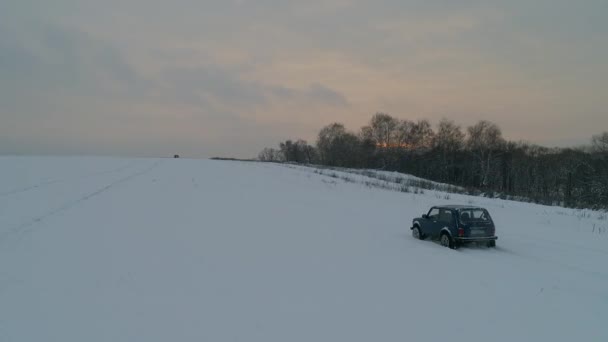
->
[0,160,163,244]
[0,161,138,199]
[506,231,608,256]
[487,243,608,279]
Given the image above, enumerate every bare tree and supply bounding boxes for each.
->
[432,119,464,181]
[592,132,608,154]
[410,119,435,149]
[317,123,361,167]
[258,148,283,162]
[295,139,316,164]
[279,139,316,163]
[363,113,399,147]
[466,120,504,187]
[318,123,346,163]
[433,119,464,151]
[395,120,415,148]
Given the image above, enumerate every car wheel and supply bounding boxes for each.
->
[440,233,455,249]
[412,227,423,240]
[487,240,496,248]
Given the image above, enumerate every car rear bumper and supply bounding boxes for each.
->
[454,236,497,242]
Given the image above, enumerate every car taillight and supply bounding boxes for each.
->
[458,227,465,237]
[491,227,495,236]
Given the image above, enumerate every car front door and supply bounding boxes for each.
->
[424,208,441,237]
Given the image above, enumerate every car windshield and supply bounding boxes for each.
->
[459,209,491,222]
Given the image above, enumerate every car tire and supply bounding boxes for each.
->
[412,226,423,240]
[487,240,496,248]
[440,233,455,249]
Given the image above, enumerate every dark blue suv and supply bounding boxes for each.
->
[411,205,497,249]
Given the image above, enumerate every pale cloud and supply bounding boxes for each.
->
[1,0,607,157]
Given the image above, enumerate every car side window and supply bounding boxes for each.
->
[428,208,440,220]
[438,209,454,224]
[459,211,470,222]
[460,209,490,222]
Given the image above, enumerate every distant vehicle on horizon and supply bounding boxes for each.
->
[411,205,497,249]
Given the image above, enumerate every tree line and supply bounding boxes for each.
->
[259,113,608,209]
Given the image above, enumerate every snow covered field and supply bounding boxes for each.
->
[0,156,607,341]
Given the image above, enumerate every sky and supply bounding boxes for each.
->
[1,0,607,158]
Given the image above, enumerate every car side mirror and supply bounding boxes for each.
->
[422,214,429,219]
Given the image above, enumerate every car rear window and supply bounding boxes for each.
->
[459,209,491,222]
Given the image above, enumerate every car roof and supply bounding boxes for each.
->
[432,205,486,210]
